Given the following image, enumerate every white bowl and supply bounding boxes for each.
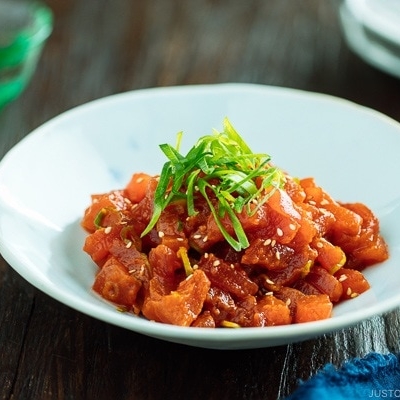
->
[0,83,400,349]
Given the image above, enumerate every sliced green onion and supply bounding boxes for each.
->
[141,117,286,250]
[94,208,107,229]
[177,247,193,276]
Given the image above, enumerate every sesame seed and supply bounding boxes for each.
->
[124,197,132,204]
[213,260,221,267]
[289,224,296,231]
[350,292,359,298]
[316,242,323,248]
[193,264,199,270]
[320,199,329,205]
[177,237,184,242]
[271,239,276,247]
[286,299,291,306]
[309,200,316,206]
[125,241,132,248]
[136,177,144,183]
[263,239,272,246]
[202,235,208,242]
[277,228,284,237]
[104,226,112,234]
[193,234,202,239]
[204,253,209,259]
[266,278,275,285]
[265,292,273,296]
[131,203,138,209]
[338,274,348,282]
[158,231,165,238]
[346,287,352,296]
[275,251,281,260]
[230,264,235,269]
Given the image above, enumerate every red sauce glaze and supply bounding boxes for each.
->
[81,173,389,327]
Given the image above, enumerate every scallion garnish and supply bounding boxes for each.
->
[141,118,286,251]
[94,208,107,229]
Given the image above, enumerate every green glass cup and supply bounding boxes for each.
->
[0,1,53,110]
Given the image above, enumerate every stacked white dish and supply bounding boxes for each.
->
[340,0,400,78]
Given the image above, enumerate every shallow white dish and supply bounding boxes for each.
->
[1,83,400,350]
[340,0,400,79]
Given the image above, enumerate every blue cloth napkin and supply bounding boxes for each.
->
[286,352,400,399]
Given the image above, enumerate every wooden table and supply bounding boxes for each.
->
[1,1,400,399]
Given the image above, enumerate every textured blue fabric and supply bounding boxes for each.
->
[286,353,400,399]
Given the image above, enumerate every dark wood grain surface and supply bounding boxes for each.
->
[1,1,400,399]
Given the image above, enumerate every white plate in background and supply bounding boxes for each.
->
[340,0,400,78]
